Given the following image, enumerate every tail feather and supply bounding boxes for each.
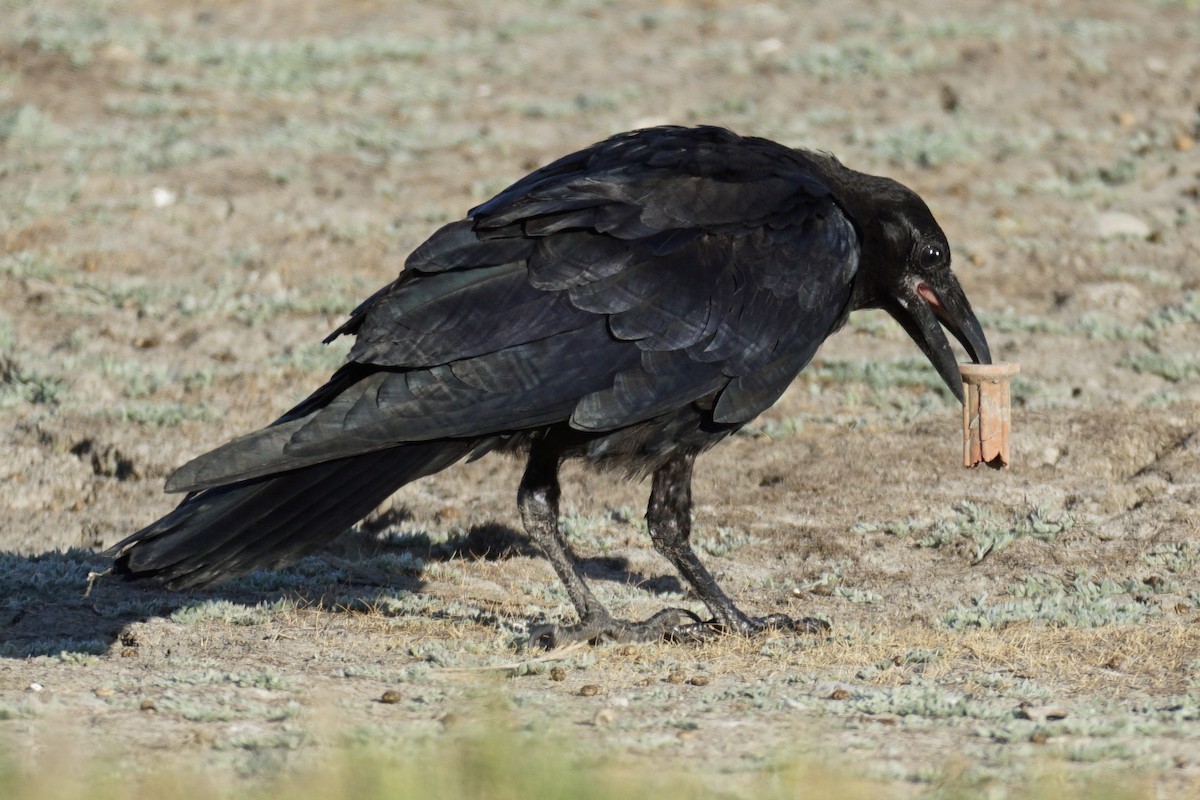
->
[108,441,475,589]
[195,447,428,578]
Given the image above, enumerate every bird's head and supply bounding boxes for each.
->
[841,174,991,404]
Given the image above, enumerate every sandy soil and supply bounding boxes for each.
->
[2,0,1199,795]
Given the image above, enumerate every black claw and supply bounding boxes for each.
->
[528,609,828,649]
[755,613,831,635]
[668,612,831,641]
[795,615,832,634]
[526,607,704,649]
[527,624,564,650]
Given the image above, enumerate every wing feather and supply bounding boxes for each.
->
[333,126,862,438]
[177,126,863,490]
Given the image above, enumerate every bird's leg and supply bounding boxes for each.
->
[519,439,699,649]
[518,442,607,630]
[646,451,828,639]
[645,451,758,633]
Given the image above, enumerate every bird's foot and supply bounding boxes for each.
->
[527,607,705,650]
[668,612,831,643]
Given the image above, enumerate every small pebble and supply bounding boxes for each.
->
[380,690,402,704]
[99,43,138,63]
[754,37,784,55]
[1041,446,1061,467]
[434,506,461,522]
[151,187,176,208]
[1018,704,1068,722]
[1093,211,1150,240]
[189,729,216,747]
[592,708,618,726]
[579,684,603,697]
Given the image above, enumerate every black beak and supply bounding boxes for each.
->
[887,280,991,405]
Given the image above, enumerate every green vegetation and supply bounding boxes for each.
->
[0,355,66,407]
[2,1,1198,798]
[169,598,298,626]
[1124,353,1200,383]
[853,502,1074,565]
[0,728,1159,800]
[944,568,1169,630]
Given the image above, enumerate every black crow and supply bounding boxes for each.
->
[107,125,991,646]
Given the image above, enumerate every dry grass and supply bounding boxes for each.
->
[343,610,1194,693]
[4,0,1200,796]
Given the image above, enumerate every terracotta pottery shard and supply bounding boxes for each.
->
[959,363,1020,470]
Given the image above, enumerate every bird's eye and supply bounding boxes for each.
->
[918,243,944,269]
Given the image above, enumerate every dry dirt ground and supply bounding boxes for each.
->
[2,0,1199,796]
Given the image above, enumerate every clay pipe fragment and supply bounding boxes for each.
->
[960,363,1020,470]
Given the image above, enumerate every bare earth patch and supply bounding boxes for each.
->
[2,0,1199,796]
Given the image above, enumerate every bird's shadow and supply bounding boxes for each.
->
[360,508,683,593]
[0,547,426,659]
[0,519,681,659]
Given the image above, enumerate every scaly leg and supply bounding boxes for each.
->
[519,438,698,648]
[646,451,828,638]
